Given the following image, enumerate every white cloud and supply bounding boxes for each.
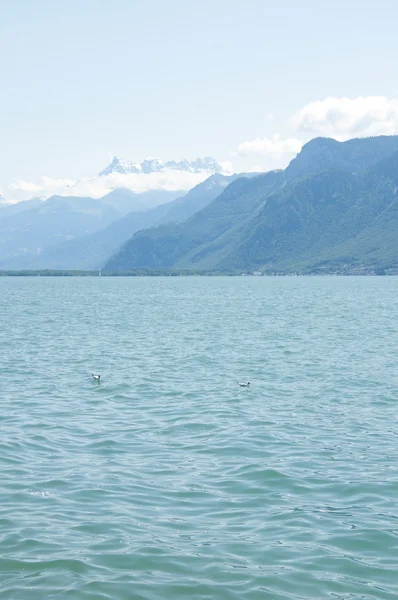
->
[9,177,75,196]
[235,133,302,158]
[8,170,219,202]
[292,96,398,140]
[219,161,234,174]
[8,180,42,194]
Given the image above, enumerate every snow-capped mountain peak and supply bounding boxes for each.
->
[99,155,222,176]
[99,157,142,175]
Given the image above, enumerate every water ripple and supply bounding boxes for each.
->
[0,276,398,599]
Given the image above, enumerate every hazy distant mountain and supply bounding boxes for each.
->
[0,187,185,266]
[0,197,43,219]
[1,174,237,270]
[0,195,120,264]
[0,155,223,266]
[104,135,398,275]
[98,188,182,214]
[99,155,223,176]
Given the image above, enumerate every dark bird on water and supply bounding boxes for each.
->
[91,374,101,381]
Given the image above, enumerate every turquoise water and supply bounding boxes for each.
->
[0,276,397,599]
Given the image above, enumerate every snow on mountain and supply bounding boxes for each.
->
[99,156,222,176]
[7,156,228,203]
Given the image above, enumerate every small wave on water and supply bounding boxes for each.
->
[0,276,398,599]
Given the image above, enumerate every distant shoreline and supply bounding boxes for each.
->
[0,269,394,277]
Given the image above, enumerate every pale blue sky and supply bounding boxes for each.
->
[1,0,397,199]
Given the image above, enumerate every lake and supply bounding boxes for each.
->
[0,276,397,599]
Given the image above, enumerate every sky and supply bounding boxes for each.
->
[1,0,398,201]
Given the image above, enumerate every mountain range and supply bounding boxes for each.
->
[2,136,398,274]
[104,136,398,275]
[0,154,225,267]
[99,156,222,176]
[2,174,238,270]
[0,188,182,266]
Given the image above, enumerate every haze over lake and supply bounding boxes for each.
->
[1,276,397,599]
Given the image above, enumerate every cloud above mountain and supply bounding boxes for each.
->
[235,134,302,158]
[232,96,398,172]
[231,133,302,173]
[292,96,398,140]
[8,156,225,202]
[6,96,398,203]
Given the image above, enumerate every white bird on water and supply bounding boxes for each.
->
[237,381,250,387]
[91,374,101,381]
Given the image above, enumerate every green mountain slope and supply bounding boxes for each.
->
[103,135,398,274]
[104,171,284,272]
[219,150,398,273]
